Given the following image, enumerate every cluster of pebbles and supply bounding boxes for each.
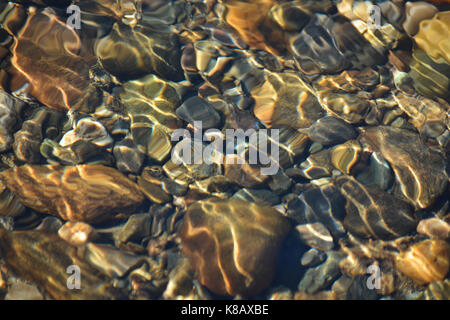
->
[0,0,449,300]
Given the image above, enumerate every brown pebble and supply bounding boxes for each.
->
[180,198,291,297]
[417,218,450,240]
[0,164,145,223]
[58,222,96,246]
[395,240,450,285]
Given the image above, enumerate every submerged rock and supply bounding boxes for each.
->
[414,11,450,64]
[403,1,438,36]
[285,183,347,238]
[0,228,127,299]
[422,279,450,300]
[359,126,448,209]
[296,223,334,251]
[113,134,145,174]
[409,48,450,101]
[221,0,284,55]
[0,180,26,218]
[0,164,145,223]
[58,221,96,247]
[336,175,416,240]
[417,218,450,240]
[304,116,357,147]
[289,14,385,75]
[121,73,183,130]
[176,96,221,129]
[10,8,99,111]
[59,117,113,148]
[13,108,54,163]
[250,71,324,129]
[180,198,291,297]
[0,89,25,152]
[395,240,450,285]
[95,21,183,81]
[297,251,343,294]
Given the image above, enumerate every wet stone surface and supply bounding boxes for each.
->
[0,0,449,300]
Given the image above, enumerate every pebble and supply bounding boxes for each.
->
[5,281,43,300]
[296,223,334,251]
[360,126,448,209]
[176,96,221,129]
[395,240,450,285]
[0,228,127,299]
[232,188,280,206]
[301,248,327,267]
[305,116,357,147]
[58,221,96,247]
[297,251,343,294]
[0,89,24,152]
[180,198,291,297]
[417,218,450,240]
[0,164,145,223]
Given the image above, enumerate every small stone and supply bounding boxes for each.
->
[138,169,172,204]
[13,108,49,163]
[267,286,293,300]
[285,183,346,238]
[359,126,448,209]
[232,188,280,206]
[176,96,221,129]
[60,117,113,148]
[330,140,362,175]
[131,122,173,162]
[0,180,26,218]
[224,157,269,188]
[305,116,357,147]
[268,171,292,195]
[423,279,450,300]
[58,221,96,246]
[84,243,156,279]
[113,135,145,174]
[417,218,450,240]
[336,175,416,240]
[34,217,63,234]
[40,139,114,166]
[297,251,343,294]
[346,275,380,300]
[403,1,438,36]
[0,228,127,299]
[413,11,450,63]
[191,176,239,198]
[163,258,195,299]
[180,198,291,297]
[5,281,43,300]
[331,276,353,300]
[0,164,145,223]
[95,21,183,81]
[395,240,450,285]
[355,152,394,191]
[11,8,98,111]
[301,248,327,267]
[299,150,333,179]
[296,223,334,251]
[250,71,324,129]
[115,213,152,244]
[0,89,24,152]
[121,73,183,130]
